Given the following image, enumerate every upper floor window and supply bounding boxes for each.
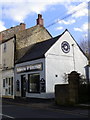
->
[3,43,6,52]
[3,59,6,68]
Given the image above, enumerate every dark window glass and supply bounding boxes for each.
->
[28,74,40,93]
[8,87,11,94]
[3,79,5,87]
[4,43,6,52]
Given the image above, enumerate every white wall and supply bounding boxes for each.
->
[2,38,14,69]
[45,31,88,93]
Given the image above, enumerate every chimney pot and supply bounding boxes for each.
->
[36,14,44,26]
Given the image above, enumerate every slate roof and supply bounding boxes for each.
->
[16,29,89,64]
[16,30,65,64]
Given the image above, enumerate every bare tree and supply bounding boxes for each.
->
[79,35,89,59]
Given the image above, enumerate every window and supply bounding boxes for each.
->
[3,59,6,67]
[3,43,6,52]
[9,78,11,85]
[28,73,40,93]
[6,78,8,84]
[3,79,5,88]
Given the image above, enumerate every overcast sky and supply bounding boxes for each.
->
[0,0,89,44]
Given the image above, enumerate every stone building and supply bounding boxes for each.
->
[0,14,52,98]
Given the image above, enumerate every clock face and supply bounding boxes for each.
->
[61,41,70,53]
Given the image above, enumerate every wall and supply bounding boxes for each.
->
[1,38,15,70]
[0,23,25,41]
[45,31,88,93]
[15,25,52,61]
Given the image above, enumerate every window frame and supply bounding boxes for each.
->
[28,73,40,93]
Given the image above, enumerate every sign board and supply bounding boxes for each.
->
[17,63,42,73]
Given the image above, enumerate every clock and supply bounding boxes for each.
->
[61,41,70,53]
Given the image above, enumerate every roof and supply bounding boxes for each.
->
[16,31,65,64]
[16,29,89,64]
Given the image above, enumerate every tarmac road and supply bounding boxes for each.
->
[1,98,89,119]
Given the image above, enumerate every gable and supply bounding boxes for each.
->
[45,30,88,64]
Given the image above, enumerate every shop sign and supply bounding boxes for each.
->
[17,63,42,73]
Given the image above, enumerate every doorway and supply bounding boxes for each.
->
[21,75,26,97]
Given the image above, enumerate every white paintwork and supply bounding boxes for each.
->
[15,30,88,98]
[45,31,88,94]
[0,38,15,98]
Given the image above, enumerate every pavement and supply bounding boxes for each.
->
[2,97,90,110]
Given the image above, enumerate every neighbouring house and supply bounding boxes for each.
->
[0,14,52,98]
[15,29,88,99]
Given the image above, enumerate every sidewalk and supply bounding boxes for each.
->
[2,97,90,110]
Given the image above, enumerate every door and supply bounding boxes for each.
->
[21,75,26,97]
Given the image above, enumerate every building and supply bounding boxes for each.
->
[0,23,26,98]
[0,14,52,98]
[15,29,88,99]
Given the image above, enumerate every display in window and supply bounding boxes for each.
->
[28,74,40,93]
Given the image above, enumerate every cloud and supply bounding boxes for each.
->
[74,22,88,32]
[1,0,89,23]
[0,21,6,32]
[56,26,63,30]
[74,28,82,32]
[66,2,88,18]
[1,0,66,22]
[58,19,76,25]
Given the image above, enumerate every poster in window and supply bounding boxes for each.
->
[16,80,20,91]
[40,78,45,92]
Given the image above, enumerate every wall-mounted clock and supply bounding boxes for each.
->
[61,41,70,53]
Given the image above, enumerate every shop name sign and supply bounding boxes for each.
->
[17,63,42,73]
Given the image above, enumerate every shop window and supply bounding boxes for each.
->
[28,73,40,93]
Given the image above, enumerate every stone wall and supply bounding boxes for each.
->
[0,23,26,41]
[55,71,80,105]
[15,25,52,61]
[55,84,69,105]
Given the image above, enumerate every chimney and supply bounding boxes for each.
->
[0,33,2,41]
[36,14,44,26]
[20,23,26,30]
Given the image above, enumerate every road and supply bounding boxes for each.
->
[1,100,89,119]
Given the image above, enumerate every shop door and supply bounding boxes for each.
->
[21,75,26,97]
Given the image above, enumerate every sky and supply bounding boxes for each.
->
[0,0,89,45]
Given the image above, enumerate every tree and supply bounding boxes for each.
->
[79,35,90,62]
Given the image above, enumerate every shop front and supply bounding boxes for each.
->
[15,59,46,98]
